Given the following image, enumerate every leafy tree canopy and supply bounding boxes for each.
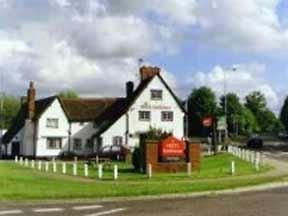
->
[0,95,21,129]
[187,86,217,136]
[58,89,79,99]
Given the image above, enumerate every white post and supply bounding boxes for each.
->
[73,163,77,176]
[98,164,103,179]
[113,165,118,180]
[62,162,66,174]
[45,161,49,172]
[187,162,191,176]
[24,158,29,167]
[255,157,260,171]
[14,156,18,163]
[147,163,152,179]
[31,160,35,169]
[19,157,23,165]
[231,160,235,175]
[241,149,245,160]
[53,162,57,173]
[84,164,89,177]
[38,161,42,171]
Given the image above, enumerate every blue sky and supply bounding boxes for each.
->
[0,0,288,113]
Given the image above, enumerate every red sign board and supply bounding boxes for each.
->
[159,136,185,157]
[202,117,213,127]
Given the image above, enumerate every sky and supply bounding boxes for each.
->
[0,0,288,113]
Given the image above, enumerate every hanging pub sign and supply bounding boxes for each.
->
[158,136,185,162]
[202,116,213,127]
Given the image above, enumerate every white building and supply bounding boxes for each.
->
[3,66,186,157]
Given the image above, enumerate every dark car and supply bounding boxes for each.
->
[95,145,130,161]
[247,137,263,149]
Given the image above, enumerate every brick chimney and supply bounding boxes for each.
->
[27,81,36,120]
[139,66,160,81]
[126,81,134,98]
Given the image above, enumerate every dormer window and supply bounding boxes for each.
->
[151,89,163,100]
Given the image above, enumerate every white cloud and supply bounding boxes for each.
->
[195,0,288,52]
[188,63,280,112]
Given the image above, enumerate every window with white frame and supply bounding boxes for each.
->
[113,136,123,146]
[46,138,62,149]
[161,111,174,122]
[139,111,151,121]
[73,138,82,150]
[46,118,59,128]
[151,89,163,100]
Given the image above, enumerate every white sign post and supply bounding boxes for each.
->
[53,162,57,173]
[24,158,29,167]
[31,160,35,169]
[73,163,77,176]
[19,157,23,166]
[38,161,42,171]
[187,162,191,176]
[84,164,89,177]
[147,164,152,179]
[45,161,49,172]
[231,161,235,175]
[62,162,66,174]
[113,165,118,180]
[15,156,18,163]
[98,164,103,179]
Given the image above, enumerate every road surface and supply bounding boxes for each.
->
[1,186,288,216]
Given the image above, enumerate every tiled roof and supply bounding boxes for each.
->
[2,96,56,144]
[3,72,185,143]
[60,98,124,122]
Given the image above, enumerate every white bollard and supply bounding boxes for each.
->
[62,162,66,174]
[73,163,77,176]
[147,163,152,179]
[84,164,89,177]
[113,165,118,180]
[53,162,57,173]
[231,161,235,175]
[45,161,49,172]
[98,164,103,179]
[187,162,191,176]
[19,157,23,165]
[255,156,260,171]
[31,160,35,169]
[38,161,42,170]
[15,156,18,163]
[24,158,28,167]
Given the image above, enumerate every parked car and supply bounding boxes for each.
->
[96,145,130,161]
[247,136,263,149]
[278,132,288,139]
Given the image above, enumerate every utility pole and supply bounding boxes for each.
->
[0,70,3,157]
[224,67,228,143]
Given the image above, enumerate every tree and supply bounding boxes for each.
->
[187,86,217,136]
[245,91,282,133]
[280,96,288,132]
[0,95,21,129]
[58,90,79,99]
[239,108,260,135]
[220,93,243,134]
[245,91,266,114]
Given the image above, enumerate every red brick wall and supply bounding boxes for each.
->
[144,140,200,173]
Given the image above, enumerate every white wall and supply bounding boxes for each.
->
[70,122,95,155]
[36,99,69,157]
[101,76,185,149]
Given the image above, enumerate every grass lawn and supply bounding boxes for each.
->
[0,153,278,201]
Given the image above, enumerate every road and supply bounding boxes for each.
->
[1,187,288,216]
